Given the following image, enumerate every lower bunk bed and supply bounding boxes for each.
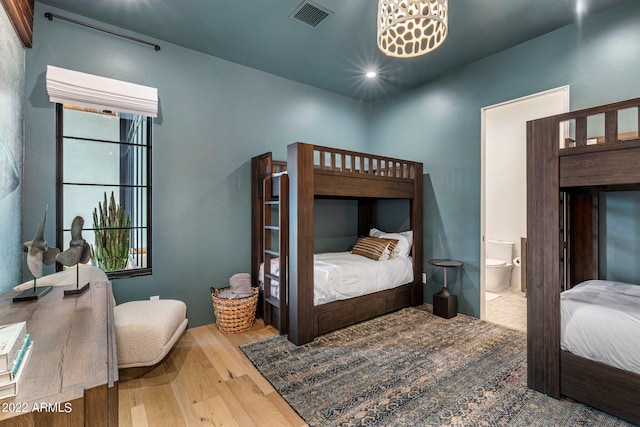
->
[260,230,416,336]
[560,280,640,424]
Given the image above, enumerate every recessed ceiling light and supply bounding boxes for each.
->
[365,71,377,79]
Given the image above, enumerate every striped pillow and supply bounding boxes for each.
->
[380,238,399,260]
[352,236,399,261]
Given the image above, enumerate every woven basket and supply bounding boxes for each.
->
[211,287,259,333]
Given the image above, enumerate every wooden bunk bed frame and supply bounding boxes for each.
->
[252,142,423,346]
[527,97,640,424]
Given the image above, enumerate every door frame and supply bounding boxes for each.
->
[480,86,570,320]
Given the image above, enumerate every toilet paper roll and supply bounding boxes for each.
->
[513,257,521,266]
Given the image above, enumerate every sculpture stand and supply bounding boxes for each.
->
[64,265,90,296]
[13,277,53,302]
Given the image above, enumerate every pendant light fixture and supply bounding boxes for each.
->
[377,0,448,58]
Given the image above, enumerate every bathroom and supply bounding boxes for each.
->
[481,87,569,333]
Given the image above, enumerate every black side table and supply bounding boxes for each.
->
[428,259,463,319]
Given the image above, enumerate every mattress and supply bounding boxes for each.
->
[561,279,640,375]
[259,252,414,306]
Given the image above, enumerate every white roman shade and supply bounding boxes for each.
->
[46,65,158,118]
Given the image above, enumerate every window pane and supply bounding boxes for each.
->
[63,185,123,228]
[63,138,120,185]
[63,108,121,141]
[129,228,149,268]
[118,142,149,187]
[58,105,151,277]
[63,138,148,186]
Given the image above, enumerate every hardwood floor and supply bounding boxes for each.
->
[118,320,306,427]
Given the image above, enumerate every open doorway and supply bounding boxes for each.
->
[480,86,569,332]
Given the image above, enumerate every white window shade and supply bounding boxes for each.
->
[46,65,158,118]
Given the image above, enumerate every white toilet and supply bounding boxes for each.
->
[485,240,514,292]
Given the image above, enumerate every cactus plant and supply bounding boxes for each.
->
[92,192,130,272]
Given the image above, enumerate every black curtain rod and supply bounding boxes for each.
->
[45,12,161,51]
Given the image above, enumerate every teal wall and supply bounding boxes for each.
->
[0,6,25,294]
[600,192,640,283]
[368,0,640,317]
[314,199,358,253]
[20,1,640,326]
[24,4,369,327]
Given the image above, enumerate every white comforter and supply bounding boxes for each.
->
[561,279,640,375]
[260,252,414,306]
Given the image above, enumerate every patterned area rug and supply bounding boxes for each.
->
[241,306,633,427]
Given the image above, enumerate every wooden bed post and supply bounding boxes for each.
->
[526,117,562,399]
[358,199,376,237]
[411,163,424,305]
[567,190,599,287]
[287,143,315,345]
[251,153,272,288]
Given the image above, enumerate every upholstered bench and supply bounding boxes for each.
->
[114,299,188,368]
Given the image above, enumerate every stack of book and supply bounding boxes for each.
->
[0,321,32,399]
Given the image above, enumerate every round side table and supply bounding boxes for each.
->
[428,259,463,319]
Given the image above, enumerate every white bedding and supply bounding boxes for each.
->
[561,279,640,375]
[259,252,414,306]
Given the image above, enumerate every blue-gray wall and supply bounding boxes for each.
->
[0,6,25,294]
[23,4,369,327]
[369,0,640,317]
[600,192,640,283]
[19,1,640,325]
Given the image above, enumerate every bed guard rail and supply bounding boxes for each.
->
[312,145,417,179]
[555,98,640,152]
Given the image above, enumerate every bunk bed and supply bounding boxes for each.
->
[527,97,640,424]
[251,142,423,346]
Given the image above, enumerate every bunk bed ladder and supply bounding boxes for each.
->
[262,173,289,334]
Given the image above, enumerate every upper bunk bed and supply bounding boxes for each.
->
[251,142,423,346]
[527,96,640,424]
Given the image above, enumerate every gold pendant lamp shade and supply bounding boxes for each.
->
[377,0,448,58]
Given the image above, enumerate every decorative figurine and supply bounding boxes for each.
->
[56,216,92,296]
[14,205,59,302]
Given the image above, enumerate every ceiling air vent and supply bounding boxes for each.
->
[290,1,332,28]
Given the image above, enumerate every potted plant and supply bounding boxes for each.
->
[92,192,130,271]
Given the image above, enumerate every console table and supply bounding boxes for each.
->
[0,281,118,426]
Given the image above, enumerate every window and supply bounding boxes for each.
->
[56,104,152,278]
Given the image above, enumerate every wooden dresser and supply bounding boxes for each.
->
[0,281,118,426]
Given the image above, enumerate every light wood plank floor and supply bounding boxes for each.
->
[118,320,306,427]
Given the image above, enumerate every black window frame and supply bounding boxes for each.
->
[55,103,153,279]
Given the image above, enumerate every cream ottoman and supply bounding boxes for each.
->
[114,299,188,369]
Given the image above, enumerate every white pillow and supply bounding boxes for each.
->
[369,228,412,258]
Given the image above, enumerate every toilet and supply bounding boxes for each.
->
[485,240,514,292]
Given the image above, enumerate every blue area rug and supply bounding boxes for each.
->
[241,305,634,426]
